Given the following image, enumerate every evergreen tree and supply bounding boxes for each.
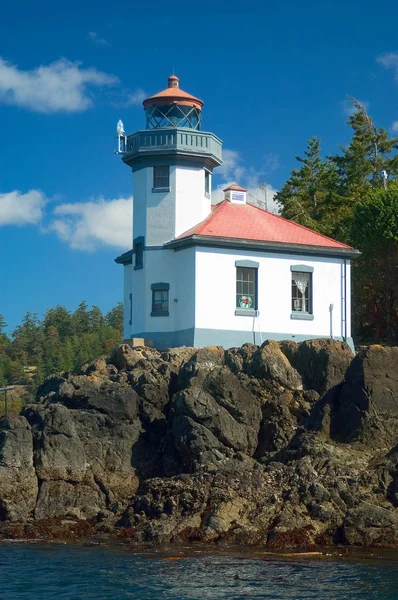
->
[43,305,72,341]
[89,306,104,332]
[351,180,398,340]
[332,98,398,198]
[0,314,7,335]
[71,301,90,335]
[105,302,124,333]
[11,312,44,365]
[275,137,341,237]
[42,326,63,377]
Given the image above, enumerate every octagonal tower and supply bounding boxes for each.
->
[122,75,223,247]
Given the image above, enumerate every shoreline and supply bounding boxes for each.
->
[2,536,398,567]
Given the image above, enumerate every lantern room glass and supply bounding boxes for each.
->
[145,104,201,130]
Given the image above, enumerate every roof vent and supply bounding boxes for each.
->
[224,184,247,204]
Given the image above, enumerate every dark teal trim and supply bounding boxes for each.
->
[290,312,314,321]
[128,156,217,173]
[151,282,170,291]
[152,187,170,193]
[290,264,314,273]
[166,235,359,258]
[235,259,259,268]
[115,249,133,265]
[133,236,145,270]
[151,310,169,317]
[235,308,256,317]
[122,128,222,172]
[127,328,195,348]
[127,328,354,353]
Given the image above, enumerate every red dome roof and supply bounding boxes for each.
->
[143,75,204,110]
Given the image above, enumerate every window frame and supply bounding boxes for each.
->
[151,282,170,317]
[290,265,314,320]
[234,260,259,317]
[133,236,144,270]
[204,169,211,197]
[153,166,170,191]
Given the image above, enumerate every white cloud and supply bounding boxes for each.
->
[212,181,279,214]
[392,121,398,132]
[0,57,118,113]
[214,148,279,213]
[49,197,133,250]
[217,149,245,181]
[377,52,398,80]
[124,89,147,106]
[88,31,111,47]
[263,152,280,173]
[0,189,47,225]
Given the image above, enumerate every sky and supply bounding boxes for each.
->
[1,0,398,333]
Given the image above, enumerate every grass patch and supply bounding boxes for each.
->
[0,397,23,417]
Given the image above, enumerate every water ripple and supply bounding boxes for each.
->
[0,545,397,599]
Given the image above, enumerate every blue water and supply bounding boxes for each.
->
[0,544,398,599]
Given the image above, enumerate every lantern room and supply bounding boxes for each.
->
[143,75,203,130]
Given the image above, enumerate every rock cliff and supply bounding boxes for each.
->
[2,339,398,548]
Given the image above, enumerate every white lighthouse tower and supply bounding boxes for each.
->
[115,75,223,347]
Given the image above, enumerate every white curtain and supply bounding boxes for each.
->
[293,272,309,311]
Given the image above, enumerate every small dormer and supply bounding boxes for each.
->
[224,184,247,204]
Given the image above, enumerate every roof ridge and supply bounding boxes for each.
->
[245,201,351,249]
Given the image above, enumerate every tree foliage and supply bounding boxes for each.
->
[0,302,123,390]
[276,98,398,342]
[351,181,398,340]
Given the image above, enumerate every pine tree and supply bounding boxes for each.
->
[275,137,341,237]
[71,301,90,335]
[332,98,398,196]
[105,302,124,334]
[89,306,104,332]
[351,180,398,340]
[43,305,72,341]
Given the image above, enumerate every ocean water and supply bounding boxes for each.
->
[0,544,398,599]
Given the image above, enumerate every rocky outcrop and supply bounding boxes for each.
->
[3,339,398,548]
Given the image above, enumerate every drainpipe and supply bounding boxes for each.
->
[341,259,347,342]
[329,303,334,339]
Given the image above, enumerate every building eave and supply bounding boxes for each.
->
[165,235,360,258]
[115,249,133,265]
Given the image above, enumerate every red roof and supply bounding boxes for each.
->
[224,184,247,192]
[176,200,352,250]
[143,75,203,110]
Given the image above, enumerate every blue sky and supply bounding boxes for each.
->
[1,0,398,332]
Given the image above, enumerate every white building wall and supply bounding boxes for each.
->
[126,247,195,339]
[175,166,211,238]
[132,164,212,246]
[174,247,196,332]
[194,247,351,342]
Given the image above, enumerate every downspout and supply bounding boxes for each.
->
[342,259,347,342]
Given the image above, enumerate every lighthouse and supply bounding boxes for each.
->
[116,75,357,350]
[123,75,222,247]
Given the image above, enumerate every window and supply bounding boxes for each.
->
[129,293,132,325]
[133,236,144,270]
[153,166,170,190]
[205,170,211,196]
[151,282,170,317]
[235,260,259,316]
[291,265,314,319]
